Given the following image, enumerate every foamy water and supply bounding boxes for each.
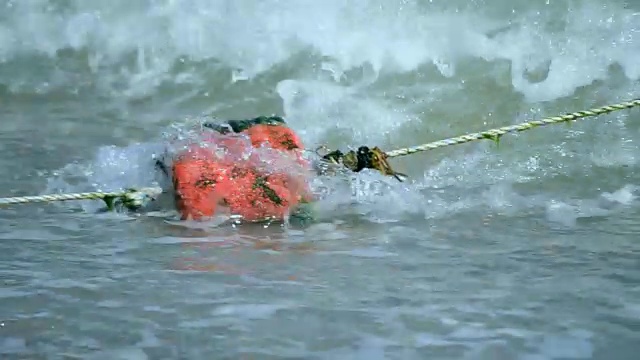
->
[1,0,639,358]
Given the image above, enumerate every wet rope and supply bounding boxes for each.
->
[385,98,640,158]
[0,187,162,210]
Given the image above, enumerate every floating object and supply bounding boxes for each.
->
[172,117,312,221]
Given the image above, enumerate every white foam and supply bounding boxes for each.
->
[601,184,638,205]
[546,184,639,227]
[1,1,636,103]
[276,78,414,146]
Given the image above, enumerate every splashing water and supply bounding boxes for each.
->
[2,0,640,358]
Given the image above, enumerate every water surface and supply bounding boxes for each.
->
[1,1,640,359]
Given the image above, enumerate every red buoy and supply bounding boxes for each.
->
[171,122,313,221]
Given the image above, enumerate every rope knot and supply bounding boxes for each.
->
[103,187,163,211]
[322,146,406,181]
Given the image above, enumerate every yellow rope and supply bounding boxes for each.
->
[0,187,162,209]
[385,98,640,158]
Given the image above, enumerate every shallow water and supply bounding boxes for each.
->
[1,0,640,359]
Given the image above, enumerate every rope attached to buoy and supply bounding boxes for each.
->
[385,98,640,158]
[0,187,162,210]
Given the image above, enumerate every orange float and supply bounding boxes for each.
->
[170,118,313,221]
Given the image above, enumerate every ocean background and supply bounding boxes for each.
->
[1,0,639,359]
